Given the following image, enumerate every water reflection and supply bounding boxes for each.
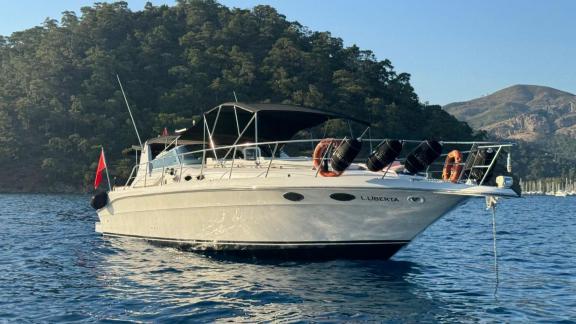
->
[94,236,459,322]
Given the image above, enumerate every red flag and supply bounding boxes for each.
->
[162,127,169,136]
[94,148,107,189]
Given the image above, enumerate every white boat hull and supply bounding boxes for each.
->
[96,181,468,259]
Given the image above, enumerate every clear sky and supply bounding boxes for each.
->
[1,0,575,105]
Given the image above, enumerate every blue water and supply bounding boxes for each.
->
[0,195,574,322]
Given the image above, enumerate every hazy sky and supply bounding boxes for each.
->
[1,0,575,105]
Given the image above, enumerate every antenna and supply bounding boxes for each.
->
[116,74,143,148]
[233,91,238,103]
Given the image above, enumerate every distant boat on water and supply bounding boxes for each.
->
[555,191,567,197]
[521,177,575,196]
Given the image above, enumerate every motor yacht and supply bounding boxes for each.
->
[93,102,519,259]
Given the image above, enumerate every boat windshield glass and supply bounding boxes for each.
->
[151,145,202,169]
[175,145,202,165]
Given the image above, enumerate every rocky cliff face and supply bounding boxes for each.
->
[443,85,576,142]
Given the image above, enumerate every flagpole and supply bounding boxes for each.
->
[102,147,112,192]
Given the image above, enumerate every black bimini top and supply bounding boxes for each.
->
[181,102,369,145]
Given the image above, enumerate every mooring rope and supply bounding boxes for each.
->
[491,204,499,296]
[486,196,500,296]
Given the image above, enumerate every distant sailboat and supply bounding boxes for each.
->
[554,178,567,197]
[555,191,567,197]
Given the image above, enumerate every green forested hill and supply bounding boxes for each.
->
[0,0,475,192]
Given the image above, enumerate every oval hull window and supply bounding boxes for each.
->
[407,196,425,203]
[330,193,356,201]
[283,192,304,201]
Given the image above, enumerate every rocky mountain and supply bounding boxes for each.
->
[443,85,576,141]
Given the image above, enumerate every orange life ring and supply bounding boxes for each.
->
[442,150,463,183]
[313,138,343,177]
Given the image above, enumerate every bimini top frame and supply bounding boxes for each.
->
[180,102,370,146]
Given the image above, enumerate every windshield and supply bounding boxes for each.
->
[175,146,202,165]
[151,145,202,169]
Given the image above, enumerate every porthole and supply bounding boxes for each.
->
[283,192,304,202]
[184,175,192,181]
[407,196,425,203]
[330,193,356,201]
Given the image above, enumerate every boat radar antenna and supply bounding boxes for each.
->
[116,74,143,149]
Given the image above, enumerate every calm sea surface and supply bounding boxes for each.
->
[0,194,574,322]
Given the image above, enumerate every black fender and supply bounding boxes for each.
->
[90,191,108,210]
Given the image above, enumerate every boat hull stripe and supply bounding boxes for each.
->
[101,232,409,259]
[101,232,410,246]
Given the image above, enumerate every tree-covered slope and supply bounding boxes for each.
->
[0,0,475,192]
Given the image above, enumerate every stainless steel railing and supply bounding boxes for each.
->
[116,138,514,190]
